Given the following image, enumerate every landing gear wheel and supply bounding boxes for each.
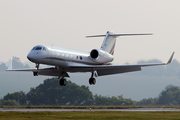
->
[89,78,92,85]
[92,78,96,85]
[33,72,38,76]
[89,78,96,85]
[59,79,66,86]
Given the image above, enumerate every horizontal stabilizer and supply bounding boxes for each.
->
[86,33,152,38]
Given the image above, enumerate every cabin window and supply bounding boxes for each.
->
[76,56,78,59]
[80,56,82,60]
[42,47,46,51]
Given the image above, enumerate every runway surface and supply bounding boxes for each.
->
[1,108,180,112]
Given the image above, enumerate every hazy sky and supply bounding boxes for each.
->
[0,0,179,64]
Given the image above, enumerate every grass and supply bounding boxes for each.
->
[0,111,180,120]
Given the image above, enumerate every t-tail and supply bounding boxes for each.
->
[86,31,152,55]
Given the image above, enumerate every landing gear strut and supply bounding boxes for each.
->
[59,78,66,86]
[35,63,39,70]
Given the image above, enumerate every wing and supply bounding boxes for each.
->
[6,66,61,76]
[69,52,175,76]
[6,52,174,77]
[6,59,67,77]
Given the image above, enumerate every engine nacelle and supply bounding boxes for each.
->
[90,49,114,63]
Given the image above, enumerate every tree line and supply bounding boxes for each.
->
[136,85,180,105]
[0,78,135,106]
[1,77,180,106]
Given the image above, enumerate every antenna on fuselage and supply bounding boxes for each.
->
[51,44,53,47]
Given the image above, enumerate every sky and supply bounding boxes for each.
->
[0,0,179,64]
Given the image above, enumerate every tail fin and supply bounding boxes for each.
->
[86,31,152,55]
[100,31,116,55]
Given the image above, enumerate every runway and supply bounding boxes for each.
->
[1,108,180,112]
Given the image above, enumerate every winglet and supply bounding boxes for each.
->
[166,52,175,64]
[7,58,13,70]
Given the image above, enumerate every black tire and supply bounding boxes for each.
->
[63,79,66,86]
[59,79,66,86]
[92,78,96,85]
[89,78,92,85]
[33,72,38,76]
[59,80,62,86]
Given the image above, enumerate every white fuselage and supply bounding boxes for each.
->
[27,45,114,68]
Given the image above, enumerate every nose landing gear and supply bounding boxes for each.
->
[33,72,38,76]
[33,63,39,76]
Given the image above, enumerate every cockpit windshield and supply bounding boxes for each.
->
[35,47,42,50]
[31,46,47,51]
[31,47,36,51]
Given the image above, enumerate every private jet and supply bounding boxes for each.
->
[7,31,174,86]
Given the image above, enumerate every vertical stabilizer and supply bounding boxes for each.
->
[100,31,116,55]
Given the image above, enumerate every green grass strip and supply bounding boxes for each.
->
[0,111,180,120]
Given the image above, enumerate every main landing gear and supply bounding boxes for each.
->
[89,71,96,85]
[59,78,66,86]
[58,72,69,86]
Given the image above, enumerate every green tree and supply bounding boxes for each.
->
[3,91,27,105]
[27,78,93,105]
[158,85,180,105]
[136,98,158,105]
[118,95,135,105]
[1,100,19,106]
[94,94,110,105]
[93,94,135,105]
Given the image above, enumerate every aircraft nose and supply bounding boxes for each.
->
[27,53,33,61]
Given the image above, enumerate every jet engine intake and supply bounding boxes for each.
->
[90,49,114,64]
